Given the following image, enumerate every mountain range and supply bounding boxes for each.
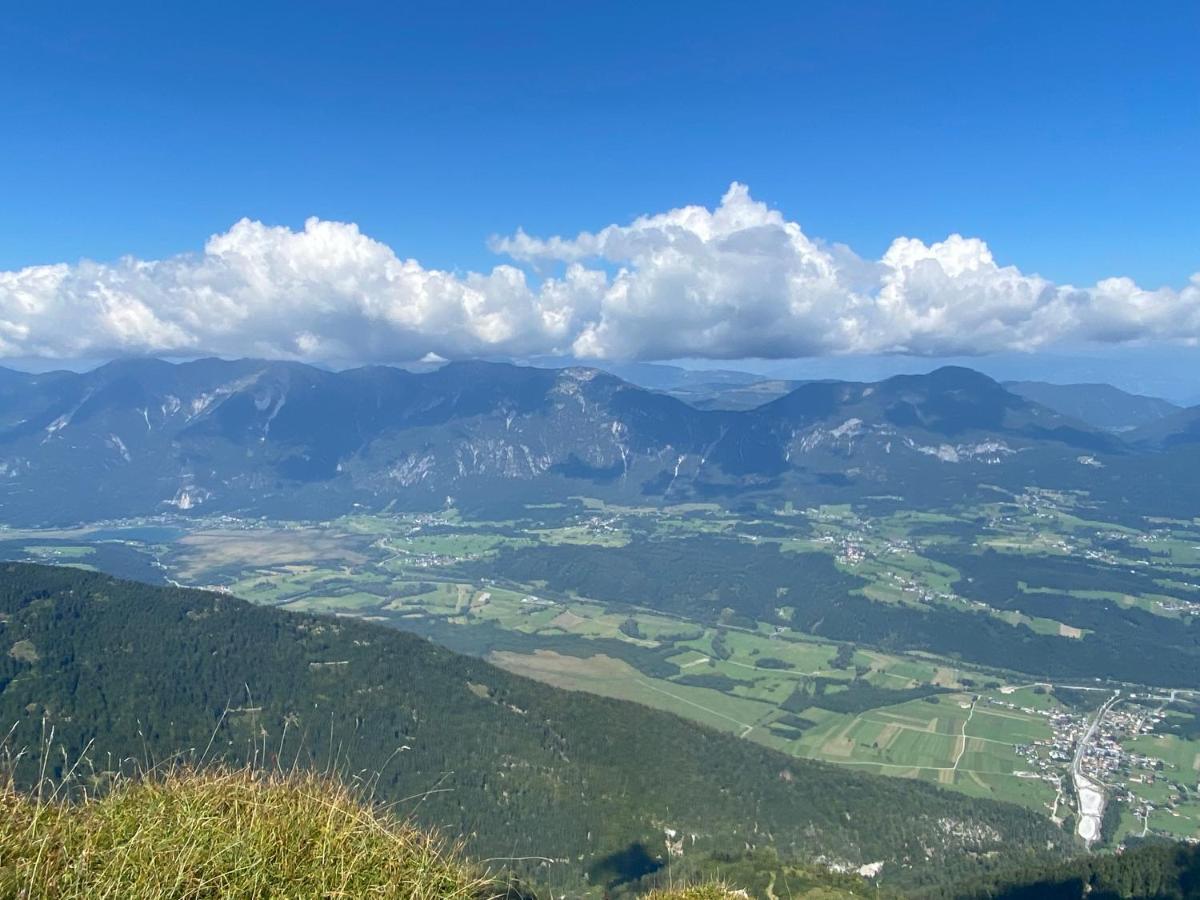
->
[1,357,1197,524]
[544,361,1188,427]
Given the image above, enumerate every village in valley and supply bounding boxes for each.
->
[1000,687,1200,843]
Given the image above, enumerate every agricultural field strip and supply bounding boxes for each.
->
[802,706,1022,774]
[860,712,1018,748]
[973,707,1053,724]
[634,680,757,733]
[813,759,1028,774]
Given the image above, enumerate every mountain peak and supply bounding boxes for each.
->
[886,365,1007,394]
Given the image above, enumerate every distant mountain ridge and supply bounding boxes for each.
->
[1128,403,1200,448]
[1003,380,1179,432]
[0,357,1146,523]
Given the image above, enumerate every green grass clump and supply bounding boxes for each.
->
[0,766,502,899]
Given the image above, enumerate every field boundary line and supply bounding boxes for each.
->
[633,679,754,731]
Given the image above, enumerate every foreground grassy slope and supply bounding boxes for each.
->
[0,766,777,899]
[0,767,498,899]
[0,563,1069,893]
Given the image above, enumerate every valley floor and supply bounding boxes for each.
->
[4,489,1199,847]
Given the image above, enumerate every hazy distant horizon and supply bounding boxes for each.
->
[5,345,1198,406]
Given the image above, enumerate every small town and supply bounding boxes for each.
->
[1001,689,1199,842]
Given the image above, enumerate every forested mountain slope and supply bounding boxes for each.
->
[927,840,1200,899]
[1130,403,1200,448]
[1004,381,1179,432]
[0,563,1069,894]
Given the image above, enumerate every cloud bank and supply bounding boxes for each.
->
[2,183,1198,362]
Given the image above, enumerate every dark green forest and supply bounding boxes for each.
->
[476,536,1200,688]
[0,563,1069,894]
[926,840,1200,899]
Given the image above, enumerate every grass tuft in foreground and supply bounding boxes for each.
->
[644,887,741,899]
[0,763,755,900]
[0,765,506,899]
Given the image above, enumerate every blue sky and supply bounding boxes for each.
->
[1,1,1198,392]
[3,1,1196,285]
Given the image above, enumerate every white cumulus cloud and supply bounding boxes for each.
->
[2,184,1198,363]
